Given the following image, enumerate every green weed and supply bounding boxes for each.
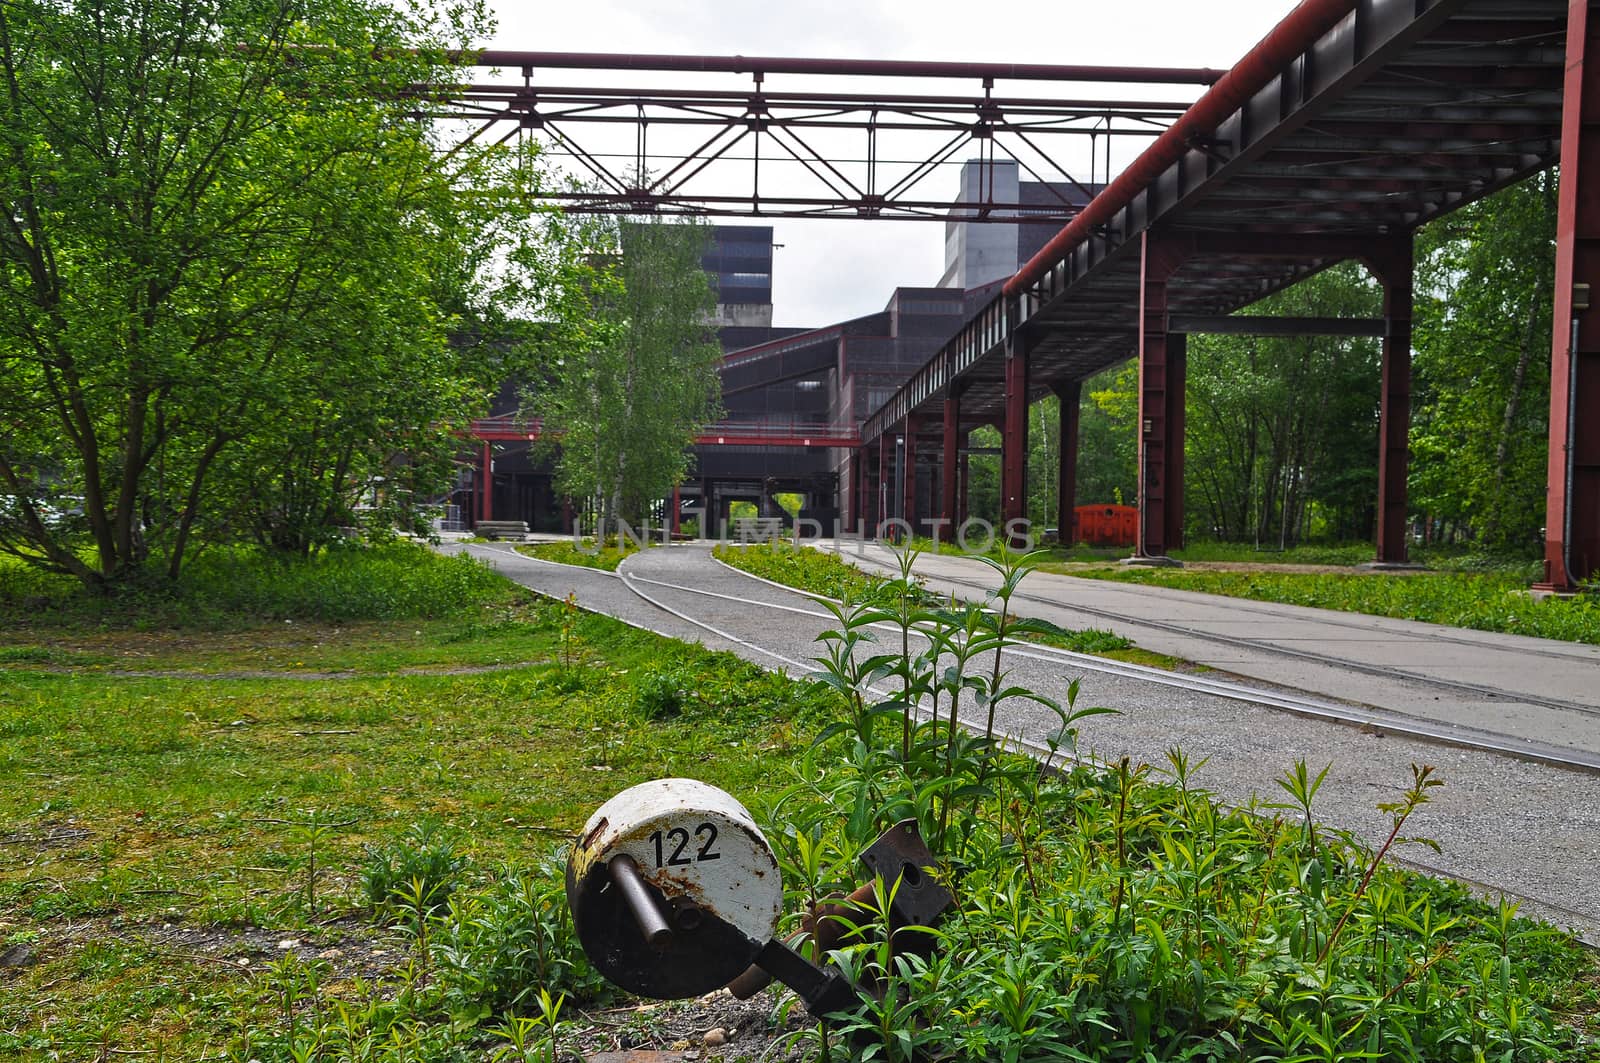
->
[763,544,1592,1062]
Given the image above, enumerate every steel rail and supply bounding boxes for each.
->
[618,555,1600,776]
[870,560,1600,718]
[469,541,1600,946]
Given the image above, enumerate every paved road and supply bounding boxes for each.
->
[443,540,1600,944]
[828,540,1600,760]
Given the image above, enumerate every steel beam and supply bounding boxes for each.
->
[1053,381,1082,544]
[1362,236,1415,565]
[959,450,971,525]
[903,415,921,534]
[1136,233,1191,558]
[1540,0,1600,589]
[479,442,493,524]
[942,391,961,529]
[1002,316,1030,536]
[877,440,890,534]
[1165,334,1188,552]
[1167,314,1388,336]
[466,51,1224,84]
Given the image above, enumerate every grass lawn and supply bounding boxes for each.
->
[516,539,649,572]
[1049,564,1600,644]
[0,547,828,1059]
[3,544,1596,1062]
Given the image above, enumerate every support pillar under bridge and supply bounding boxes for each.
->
[1540,0,1600,590]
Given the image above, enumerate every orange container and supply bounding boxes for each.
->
[1072,504,1138,547]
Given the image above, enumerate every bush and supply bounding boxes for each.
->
[361,820,467,917]
[430,860,610,1020]
[632,665,690,720]
[765,549,1589,1062]
[0,542,507,627]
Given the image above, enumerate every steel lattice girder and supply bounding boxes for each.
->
[410,53,1219,221]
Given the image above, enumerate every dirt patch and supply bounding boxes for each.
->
[132,916,409,983]
[570,990,811,1062]
[0,819,93,851]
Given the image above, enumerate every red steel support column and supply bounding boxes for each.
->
[1002,318,1030,536]
[958,448,970,525]
[1541,0,1600,590]
[942,390,961,531]
[1166,334,1188,551]
[670,483,680,536]
[1053,381,1081,545]
[850,450,864,532]
[479,442,493,524]
[877,439,890,535]
[1136,232,1190,557]
[1363,237,1415,565]
[902,415,921,535]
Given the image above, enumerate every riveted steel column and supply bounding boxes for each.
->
[1166,334,1188,551]
[1136,232,1190,558]
[849,450,864,532]
[958,448,970,525]
[1363,237,1415,565]
[877,438,890,535]
[479,442,493,524]
[1052,381,1081,545]
[1002,313,1030,537]
[903,414,921,535]
[942,389,961,529]
[1541,0,1600,590]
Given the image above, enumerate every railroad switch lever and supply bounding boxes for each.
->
[567,779,955,1024]
[606,853,672,949]
[725,817,954,1004]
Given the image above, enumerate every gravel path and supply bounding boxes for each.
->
[446,540,1600,944]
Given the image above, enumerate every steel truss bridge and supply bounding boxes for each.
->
[417,52,1217,221]
[461,0,1599,591]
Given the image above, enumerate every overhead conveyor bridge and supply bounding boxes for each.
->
[855,0,1597,590]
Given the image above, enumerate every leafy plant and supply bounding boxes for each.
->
[361,820,467,918]
[430,861,610,1020]
[759,546,1587,1062]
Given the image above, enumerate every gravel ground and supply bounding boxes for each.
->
[448,541,1600,944]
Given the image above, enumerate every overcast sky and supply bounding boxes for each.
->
[485,1,1300,327]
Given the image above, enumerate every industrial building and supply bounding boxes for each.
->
[460,161,1093,536]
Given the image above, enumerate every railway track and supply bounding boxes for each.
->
[619,558,1600,777]
[458,541,1600,941]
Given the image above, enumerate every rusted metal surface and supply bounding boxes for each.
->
[725,819,952,1005]
[856,819,954,933]
[464,51,1224,85]
[1538,0,1600,589]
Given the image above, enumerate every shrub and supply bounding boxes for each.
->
[430,860,610,1021]
[766,547,1587,1062]
[361,821,467,917]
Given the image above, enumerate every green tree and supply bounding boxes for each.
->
[1076,363,1139,510]
[1184,263,1381,546]
[0,0,542,587]
[538,217,722,534]
[1411,173,1556,551]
